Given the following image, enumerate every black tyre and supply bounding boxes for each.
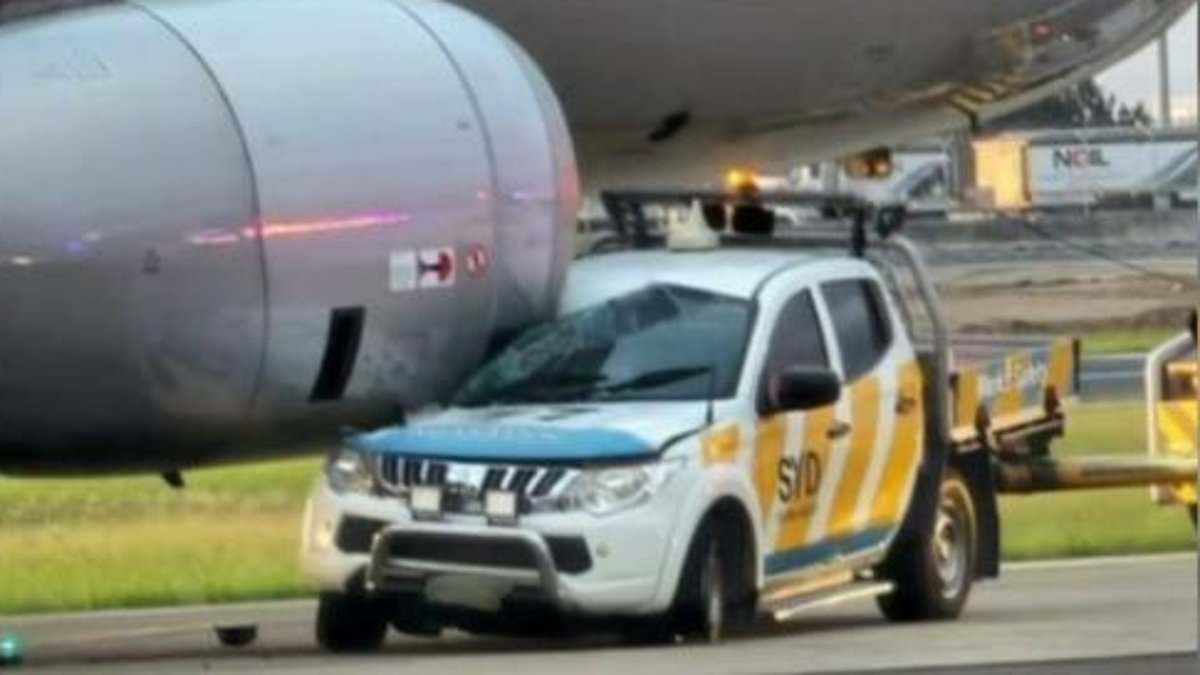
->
[389,593,441,637]
[674,523,726,643]
[618,617,676,646]
[877,468,977,622]
[316,592,389,653]
[214,625,257,648]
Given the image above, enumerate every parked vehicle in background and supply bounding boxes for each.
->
[974,126,1199,210]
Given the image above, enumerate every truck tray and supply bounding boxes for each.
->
[916,335,1078,451]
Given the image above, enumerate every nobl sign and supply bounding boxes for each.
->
[1029,141,1196,199]
[1051,147,1110,170]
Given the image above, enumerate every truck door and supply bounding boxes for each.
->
[819,278,910,557]
[754,289,845,578]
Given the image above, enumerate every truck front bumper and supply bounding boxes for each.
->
[301,481,681,616]
[367,523,568,606]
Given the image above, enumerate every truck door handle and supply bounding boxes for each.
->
[895,396,917,415]
[827,421,852,440]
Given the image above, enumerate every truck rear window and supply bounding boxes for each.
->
[822,279,893,382]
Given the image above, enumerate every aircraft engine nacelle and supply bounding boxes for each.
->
[0,0,578,473]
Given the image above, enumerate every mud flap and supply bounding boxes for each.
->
[954,451,1000,579]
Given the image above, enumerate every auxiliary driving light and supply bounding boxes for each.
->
[410,486,444,520]
[485,490,519,525]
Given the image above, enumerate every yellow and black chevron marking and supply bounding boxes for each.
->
[1156,400,1198,505]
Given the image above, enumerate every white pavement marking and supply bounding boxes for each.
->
[1004,551,1196,572]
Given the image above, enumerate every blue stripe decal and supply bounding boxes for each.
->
[765,527,892,576]
[348,424,653,462]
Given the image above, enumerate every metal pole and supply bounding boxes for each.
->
[1193,4,1199,652]
[1157,33,1172,127]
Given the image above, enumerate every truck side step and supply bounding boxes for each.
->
[765,580,894,623]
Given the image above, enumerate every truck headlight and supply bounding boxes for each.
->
[325,449,374,495]
[560,457,686,517]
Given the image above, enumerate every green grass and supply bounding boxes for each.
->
[1079,328,1179,356]
[0,459,321,615]
[0,404,1193,615]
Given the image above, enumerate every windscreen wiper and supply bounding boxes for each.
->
[463,372,607,406]
[592,366,710,396]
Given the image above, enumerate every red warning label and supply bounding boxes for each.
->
[417,247,456,288]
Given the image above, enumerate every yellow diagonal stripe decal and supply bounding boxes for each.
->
[828,376,879,540]
[1047,341,1073,398]
[955,370,980,433]
[872,361,923,527]
[1158,401,1198,456]
[704,425,741,466]
[776,406,834,551]
[1156,401,1198,503]
[995,353,1029,419]
[754,416,787,523]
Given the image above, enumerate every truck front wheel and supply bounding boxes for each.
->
[674,522,727,643]
[877,468,977,622]
[315,592,389,653]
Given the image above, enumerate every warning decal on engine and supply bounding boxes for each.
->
[390,247,458,293]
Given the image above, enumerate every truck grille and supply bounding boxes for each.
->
[375,457,572,506]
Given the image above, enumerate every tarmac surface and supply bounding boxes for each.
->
[4,553,1196,675]
[1080,352,1146,401]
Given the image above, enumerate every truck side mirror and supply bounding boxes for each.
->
[766,367,842,414]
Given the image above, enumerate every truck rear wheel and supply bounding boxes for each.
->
[316,592,389,653]
[877,468,977,622]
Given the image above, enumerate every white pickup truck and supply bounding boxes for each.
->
[301,215,1079,652]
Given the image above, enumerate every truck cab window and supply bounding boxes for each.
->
[823,279,893,382]
[759,290,828,409]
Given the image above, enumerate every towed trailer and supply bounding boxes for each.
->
[300,189,1193,652]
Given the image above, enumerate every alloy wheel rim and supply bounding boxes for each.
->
[934,497,968,600]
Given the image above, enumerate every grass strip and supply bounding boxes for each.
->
[0,404,1192,614]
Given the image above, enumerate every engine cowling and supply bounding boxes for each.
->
[0,0,578,472]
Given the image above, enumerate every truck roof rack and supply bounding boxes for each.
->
[598,189,907,258]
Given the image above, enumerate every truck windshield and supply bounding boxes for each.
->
[453,284,752,406]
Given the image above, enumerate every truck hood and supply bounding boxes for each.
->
[348,402,709,463]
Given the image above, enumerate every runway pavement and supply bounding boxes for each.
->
[4,553,1196,675]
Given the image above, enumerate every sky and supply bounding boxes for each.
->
[1096,5,1198,125]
